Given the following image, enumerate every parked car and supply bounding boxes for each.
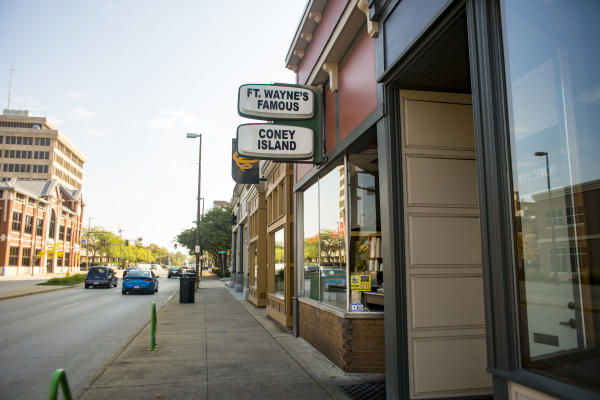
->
[122,270,159,294]
[320,268,346,289]
[168,266,182,278]
[85,266,118,288]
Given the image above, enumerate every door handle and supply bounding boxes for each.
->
[559,318,576,329]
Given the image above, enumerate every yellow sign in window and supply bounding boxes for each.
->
[350,274,371,291]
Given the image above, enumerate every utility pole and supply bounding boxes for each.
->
[86,217,93,269]
[7,66,15,109]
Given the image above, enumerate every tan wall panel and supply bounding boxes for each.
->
[508,381,559,400]
[410,275,485,329]
[404,100,475,150]
[406,156,479,207]
[412,336,491,397]
[408,215,482,266]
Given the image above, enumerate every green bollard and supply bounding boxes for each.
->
[48,368,72,400]
[150,301,157,351]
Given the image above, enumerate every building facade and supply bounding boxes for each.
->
[0,110,86,190]
[0,179,84,276]
[232,1,600,399]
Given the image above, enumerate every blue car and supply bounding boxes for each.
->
[122,270,159,295]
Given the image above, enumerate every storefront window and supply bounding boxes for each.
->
[319,165,347,309]
[348,144,382,311]
[303,184,319,301]
[273,229,285,297]
[503,0,600,390]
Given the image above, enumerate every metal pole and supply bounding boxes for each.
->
[150,301,157,350]
[196,135,202,284]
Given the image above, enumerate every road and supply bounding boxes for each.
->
[0,273,181,400]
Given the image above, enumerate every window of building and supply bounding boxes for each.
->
[28,198,35,205]
[303,183,319,301]
[9,150,14,158]
[35,248,42,266]
[57,254,63,267]
[0,136,3,144]
[348,145,381,310]
[22,248,31,266]
[16,137,22,145]
[66,227,72,242]
[16,193,24,201]
[36,218,43,236]
[24,215,33,234]
[12,212,22,231]
[48,210,56,240]
[59,225,65,240]
[64,252,70,267]
[9,246,19,266]
[272,228,285,297]
[318,165,346,310]
[503,0,600,390]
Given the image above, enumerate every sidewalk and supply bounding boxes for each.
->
[75,276,383,400]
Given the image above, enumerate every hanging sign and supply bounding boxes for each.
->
[238,84,314,120]
[237,124,313,160]
[231,139,260,184]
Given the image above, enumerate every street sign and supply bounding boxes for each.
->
[218,250,227,254]
[237,124,313,160]
[238,84,314,120]
[194,245,200,254]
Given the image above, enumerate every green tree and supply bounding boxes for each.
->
[176,206,232,268]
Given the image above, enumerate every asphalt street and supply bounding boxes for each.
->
[0,273,180,400]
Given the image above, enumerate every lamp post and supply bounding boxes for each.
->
[187,132,202,286]
[86,217,94,269]
[534,151,557,283]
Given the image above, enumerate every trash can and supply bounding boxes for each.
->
[179,273,196,303]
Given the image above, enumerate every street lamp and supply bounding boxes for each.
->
[85,217,94,269]
[187,132,202,286]
[534,151,558,283]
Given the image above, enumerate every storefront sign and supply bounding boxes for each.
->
[351,274,371,291]
[238,84,314,120]
[231,139,260,184]
[237,124,313,160]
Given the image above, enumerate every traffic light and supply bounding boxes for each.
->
[125,240,129,246]
[174,243,178,249]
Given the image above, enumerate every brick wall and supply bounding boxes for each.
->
[298,301,385,373]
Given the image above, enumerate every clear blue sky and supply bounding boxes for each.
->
[0,0,306,250]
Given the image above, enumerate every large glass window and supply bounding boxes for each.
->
[503,0,600,390]
[303,184,319,301]
[319,165,347,309]
[273,229,285,297]
[348,144,381,310]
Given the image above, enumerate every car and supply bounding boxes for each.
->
[122,270,159,294]
[168,266,182,278]
[85,266,118,288]
[320,268,347,289]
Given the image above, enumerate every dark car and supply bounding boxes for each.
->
[85,266,118,288]
[168,266,182,278]
[122,270,159,294]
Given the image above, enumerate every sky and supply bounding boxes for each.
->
[0,0,307,250]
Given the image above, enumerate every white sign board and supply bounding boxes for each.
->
[194,245,200,254]
[237,124,313,159]
[238,84,314,120]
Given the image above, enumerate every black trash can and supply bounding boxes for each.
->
[179,274,196,303]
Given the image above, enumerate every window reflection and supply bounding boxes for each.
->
[303,184,319,301]
[348,143,382,310]
[273,229,284,297]
[319,165,347,310]
[503,0,600,389]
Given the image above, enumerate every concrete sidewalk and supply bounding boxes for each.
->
[75,276,382,399]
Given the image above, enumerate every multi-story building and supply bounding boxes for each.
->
[0,109,86,190]
[233,1,600,399]
[0,178,84,276]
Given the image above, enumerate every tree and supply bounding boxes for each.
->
[176,206,232,268]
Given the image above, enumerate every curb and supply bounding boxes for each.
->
[0,283,85,302]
